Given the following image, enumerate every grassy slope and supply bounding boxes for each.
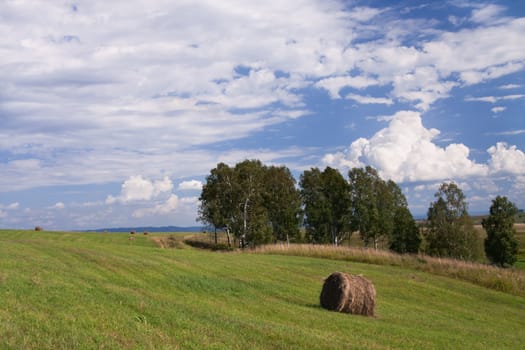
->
[0,230,524,349]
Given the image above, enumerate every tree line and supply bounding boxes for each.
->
[198,160,519,266]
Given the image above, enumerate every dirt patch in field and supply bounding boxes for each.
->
[150,235,185,249]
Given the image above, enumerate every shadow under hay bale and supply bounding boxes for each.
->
[320,271,376,317]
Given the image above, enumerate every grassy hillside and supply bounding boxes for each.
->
[1,230,524,349]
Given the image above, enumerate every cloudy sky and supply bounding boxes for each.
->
[1,0,524,230]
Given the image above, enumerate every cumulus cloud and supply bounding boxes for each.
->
[178,180,203,191]
[106,176,173,204]
[132,194,179,218]
[323,110,489,182]
[487,142,525,174]
[324,111,525,185]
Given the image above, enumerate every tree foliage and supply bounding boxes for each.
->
[482,196,519,267]
[348,166,418,251]
[199,160,301,247]
[263,166,302,243]
[390,206,421,254]
[425,182,481,261]
[299,167,351,245]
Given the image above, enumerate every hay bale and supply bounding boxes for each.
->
[143,231,149,235]
[130,231,135,235]
[320,271,376,317]
[34,226,43,231]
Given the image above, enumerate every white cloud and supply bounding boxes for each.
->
[180,196,199,205]
[487,142,525,175]
[178,180,203,191]
[6,202,19,210]
[488,129,525,136]
[470,4,506,24]
[315,76,380,99]
[460,62,525,85]
[466,94,525,103]
[0,1,524,195]
[511,176,525,198]
[324,112,525,186]
[323,110,489,182]
[346,93,393,105]
[465,96,498,103]
[132,194,179,218]
[491,106,506,114]
[106,175,173,204]
[52,202,65,209]
[499,84,521,90]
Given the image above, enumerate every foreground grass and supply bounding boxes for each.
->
[0,230,524,349]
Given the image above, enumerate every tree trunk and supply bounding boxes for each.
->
[242,197,249,248]
[214,227,217,245]
[226,227,231,247]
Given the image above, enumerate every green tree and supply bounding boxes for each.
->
[425,182,481,261]
[385,179,421,253]
[389,206,421,254]
[300,167,351,245]
[263,166,302,243]
[198,163,235,246]
[232,160,270,247]
[482,196,519,267]
[348,166,413,250]
[199,160,302,247]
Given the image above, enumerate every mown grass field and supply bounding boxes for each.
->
[1,230,524,349]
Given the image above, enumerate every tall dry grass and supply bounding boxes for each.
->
[254,244,525,297]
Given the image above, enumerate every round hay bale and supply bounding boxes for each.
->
[130,231,135,235]
[143,231,149,235]
[320,271,376,317]
[34,226,43,231]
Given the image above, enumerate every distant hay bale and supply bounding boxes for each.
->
[320,271,376,317]
[130,231,135,235]
[34,226,43,231]
[143,231,149,235]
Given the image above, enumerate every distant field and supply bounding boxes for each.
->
[0,230,524,349]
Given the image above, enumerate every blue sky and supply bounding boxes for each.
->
[1,0,524,230]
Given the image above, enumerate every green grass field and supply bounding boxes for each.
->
[1,230,524,349]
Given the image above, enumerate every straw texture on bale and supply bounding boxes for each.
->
[320,271,376,316]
